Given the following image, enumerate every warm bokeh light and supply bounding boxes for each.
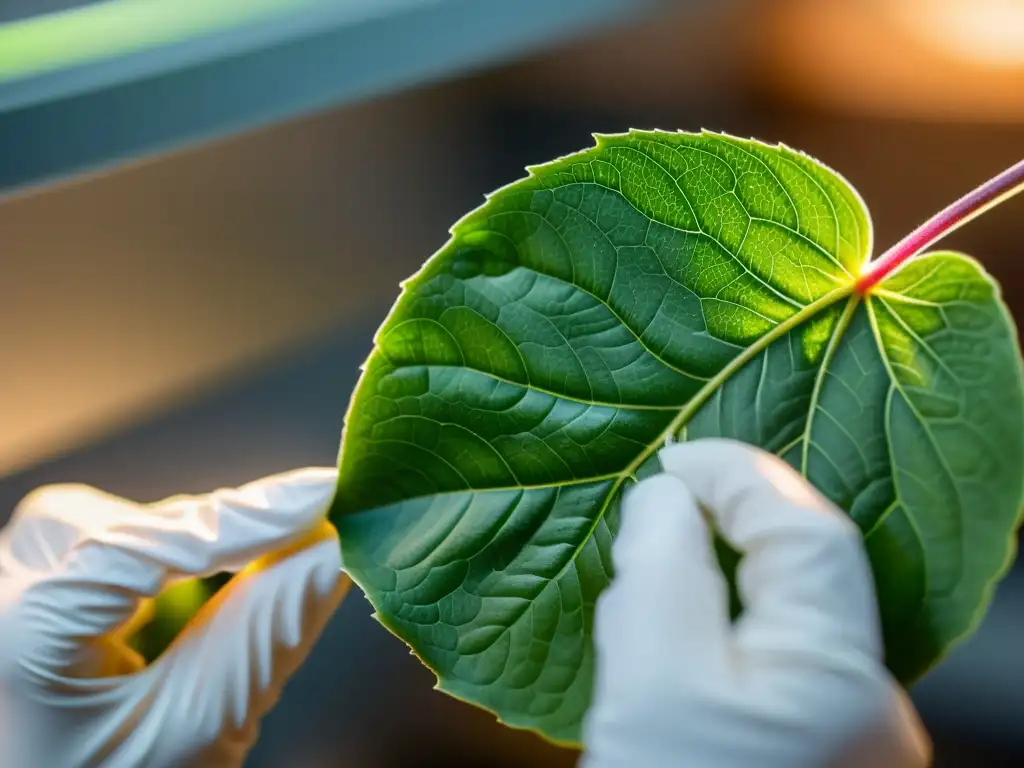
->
[756,0,1024,123]
[894,0,1024,68]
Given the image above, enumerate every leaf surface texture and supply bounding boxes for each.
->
[332,131,1024,743]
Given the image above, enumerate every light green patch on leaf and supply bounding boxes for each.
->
[332,130,1024,744]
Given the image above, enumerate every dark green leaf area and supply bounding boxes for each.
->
[333,130,1024,744]
[339,481,618,742]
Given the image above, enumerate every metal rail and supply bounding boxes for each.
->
[0,0,663,197]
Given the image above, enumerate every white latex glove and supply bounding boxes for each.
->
[581,439,932,768]
[0,468,347,768]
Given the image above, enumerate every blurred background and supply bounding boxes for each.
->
[2,0,1023,765]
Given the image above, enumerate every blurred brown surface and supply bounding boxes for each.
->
[0,87,467,475]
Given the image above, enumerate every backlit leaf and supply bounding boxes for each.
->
[331,130,1024,744]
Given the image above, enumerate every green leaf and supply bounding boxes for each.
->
[132,573,232,662]
[331,130,1024,744]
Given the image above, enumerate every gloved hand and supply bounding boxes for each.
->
[0,468,347,768]
[581,439,932,768]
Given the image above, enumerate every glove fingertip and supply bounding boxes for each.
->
[615,475,711,570]
[620,474,705,534]
[210,468,340,534]
[257,467,338,496]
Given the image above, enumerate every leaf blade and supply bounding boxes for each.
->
[333,132,1023,743]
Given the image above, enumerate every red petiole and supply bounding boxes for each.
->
[855,158,1024,294]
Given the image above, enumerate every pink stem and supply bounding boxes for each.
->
[855,158,1024,293]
